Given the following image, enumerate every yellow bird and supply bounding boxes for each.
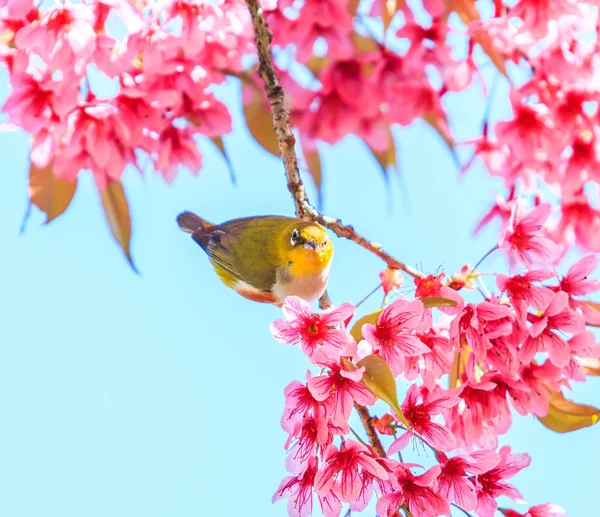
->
[177,211,334,305]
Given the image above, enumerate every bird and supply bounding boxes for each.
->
[177,211,334,306]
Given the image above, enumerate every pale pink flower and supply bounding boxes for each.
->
[308,362,376,426]
[361,299,429,375]
[377,465,450,517]
[496,269,555,316]
[499,202,557,268]
[500,502,567,517]
[436,450,501,510]
[388,385,459,453]
[154,125,204,183]
[495,92,554,165]
[510,0,580,38]
[53,103,135,189]
[273,456,342,517]
[380,268,404,295]
[0,0,35,20]
[270,297,354,359]
[314,440,388,503]
[522,291,585,367]
[450,300,513,362]
[474,446,531,517]
[3,69,78,134]
[15,1,96,70]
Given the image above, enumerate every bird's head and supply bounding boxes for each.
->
[284,222,334,275]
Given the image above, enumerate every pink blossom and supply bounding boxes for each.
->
[522,291,585,367]
[450,300,513,362]
[0,0,35,20]
[495,92,554,165]
[377,465,450,517]
[15,1,96,70]
[281,374,328,436]
[496,269,555,316]
[404,328,453,389]
[314,440,388,503]
[510,361,561,417]
[308,362,375,426]
[445,379,510,449]
[154,125,204,183]
[273,456,341,517]
[380,268,404,295]
[270,297,354,359]
[361,299,429,375]
[436,450,501,510]
[3,68,78,134]
[510,0,580,38]
[499,202,557,268]
[53,103,135,190]
[388,385,459,452]
[474,446,531,517]
[500,503,567,517]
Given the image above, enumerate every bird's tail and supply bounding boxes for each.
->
[177,211,211,233]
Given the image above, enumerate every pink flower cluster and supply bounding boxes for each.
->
[1,0,252,188]
[466,1,600,255]
[268,209,597,516]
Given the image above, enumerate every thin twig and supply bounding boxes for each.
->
[353,402,386,458]
[452,502,475,517]
[242,0,424,280]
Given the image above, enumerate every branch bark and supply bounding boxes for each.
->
[353,402,386,458]
[242,0,424,280]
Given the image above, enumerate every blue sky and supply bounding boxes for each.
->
[0,57,599,517]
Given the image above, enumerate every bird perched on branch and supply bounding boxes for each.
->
[177,211,334,306]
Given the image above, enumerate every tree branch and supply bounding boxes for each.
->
[353,402,387,458]
[242,0,424,280]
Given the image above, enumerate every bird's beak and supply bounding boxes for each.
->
[303,240,317,250]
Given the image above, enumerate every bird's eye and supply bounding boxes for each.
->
[322,237,328,248]
[291,229,300,245]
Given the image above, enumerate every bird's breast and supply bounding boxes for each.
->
[272,262,332,304]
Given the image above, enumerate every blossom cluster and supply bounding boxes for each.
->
[268,203,596,517]
[4,0,600,262]
[0,0,253,188]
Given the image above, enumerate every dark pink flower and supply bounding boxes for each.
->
[270,296,355,359]
[314,440,388,503]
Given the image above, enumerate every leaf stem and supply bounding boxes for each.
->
[472,244,499,272]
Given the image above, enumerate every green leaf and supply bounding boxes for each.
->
[356,355,411,429]
[420,296,458,308]
[99,180,137,272]
[349,309,384,342]
[448,349,469,389]
[538,390,600,433]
